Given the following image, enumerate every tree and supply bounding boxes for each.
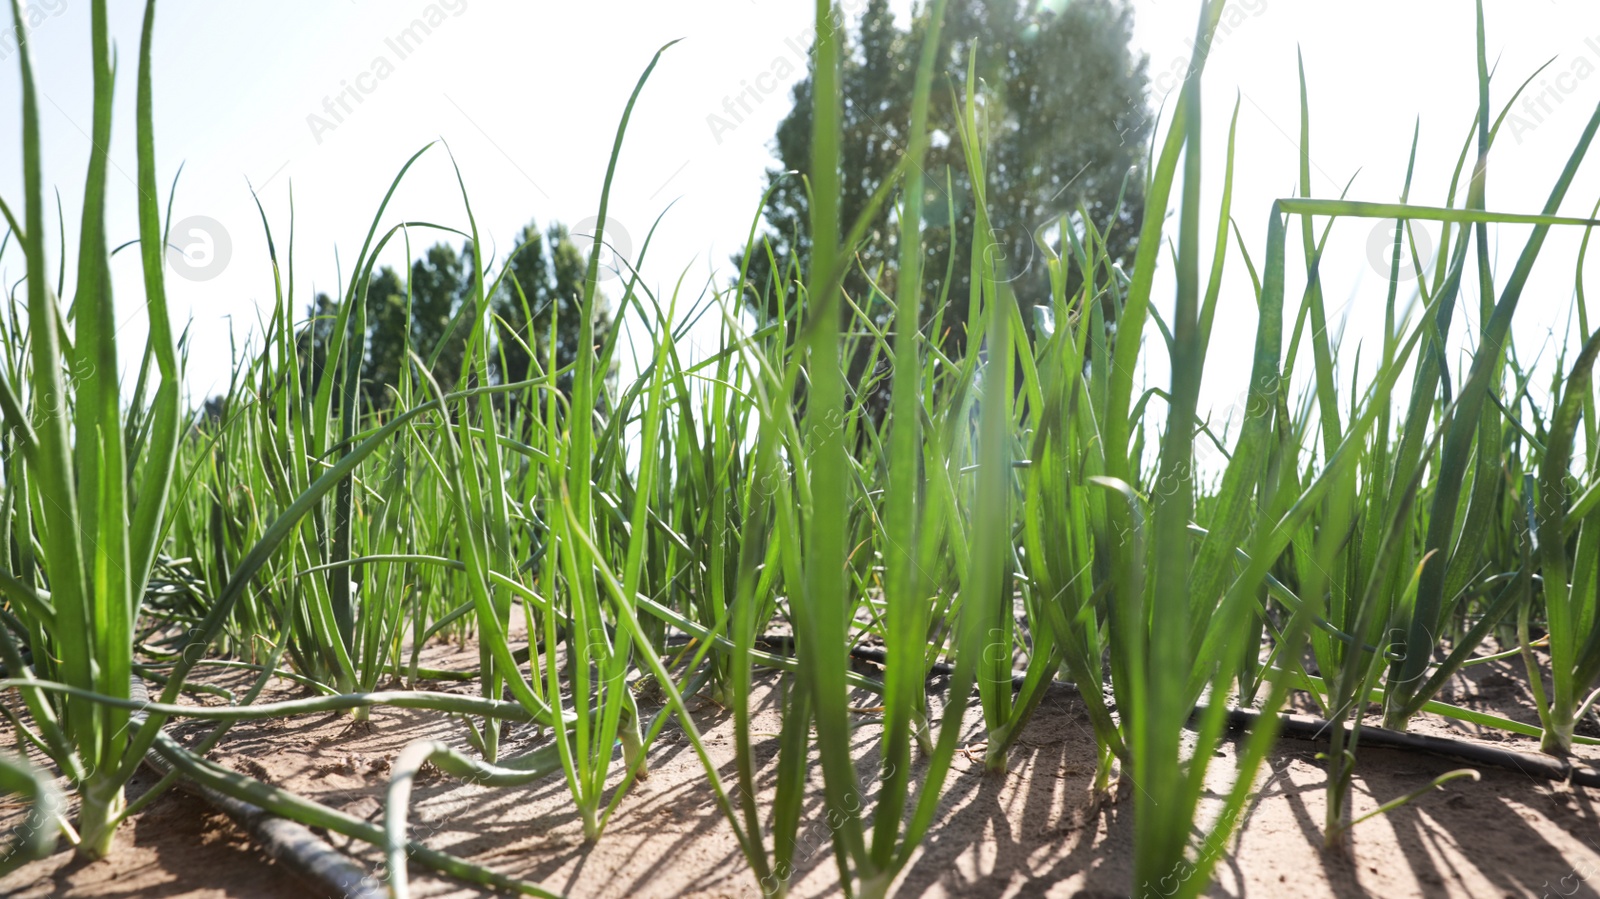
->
[739,0,1150,357]
[339,243,474,410]
[363,265,410,407]
[320,221,613,414]
[297,290,340,398]
[406,241,474,390]
[496,219,609,399]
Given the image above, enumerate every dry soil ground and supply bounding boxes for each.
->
[4,634,1599,899]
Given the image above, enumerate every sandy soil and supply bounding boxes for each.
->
[3,633,1599,899]
[0,766,312,898]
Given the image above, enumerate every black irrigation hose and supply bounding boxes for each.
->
[719,632,1037,690]
[782,630,1600,789]
[507,631,1037,690]
[721,633,1600,787]
[163,771,384,899]
[129,678,384,899]
[1217,707,1600,789]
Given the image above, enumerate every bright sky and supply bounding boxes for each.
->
[2,0,1599,425]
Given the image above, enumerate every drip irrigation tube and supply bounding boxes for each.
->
[129,677,384,899]
[739,633,1600,787]
[743,633,1038,690]
[1218,707,1600,789]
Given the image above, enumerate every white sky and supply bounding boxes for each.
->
[2,0,1599,427]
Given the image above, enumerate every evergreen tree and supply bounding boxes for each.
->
[362,265,409,407]
[496,219,610,398]
[407,241,473,389]
[297,291,339,398]
[315,222,615,414]
[740,0,1150,356]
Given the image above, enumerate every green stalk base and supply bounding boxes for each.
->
[1540,721,1574,758]
[76,785,127,861]
[983,740,1010,773]
[856,870,892,899]
[1092,748,1116,795]
[580,805,602,844]
[1380,709,1412,732]
[621,730,649,782]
